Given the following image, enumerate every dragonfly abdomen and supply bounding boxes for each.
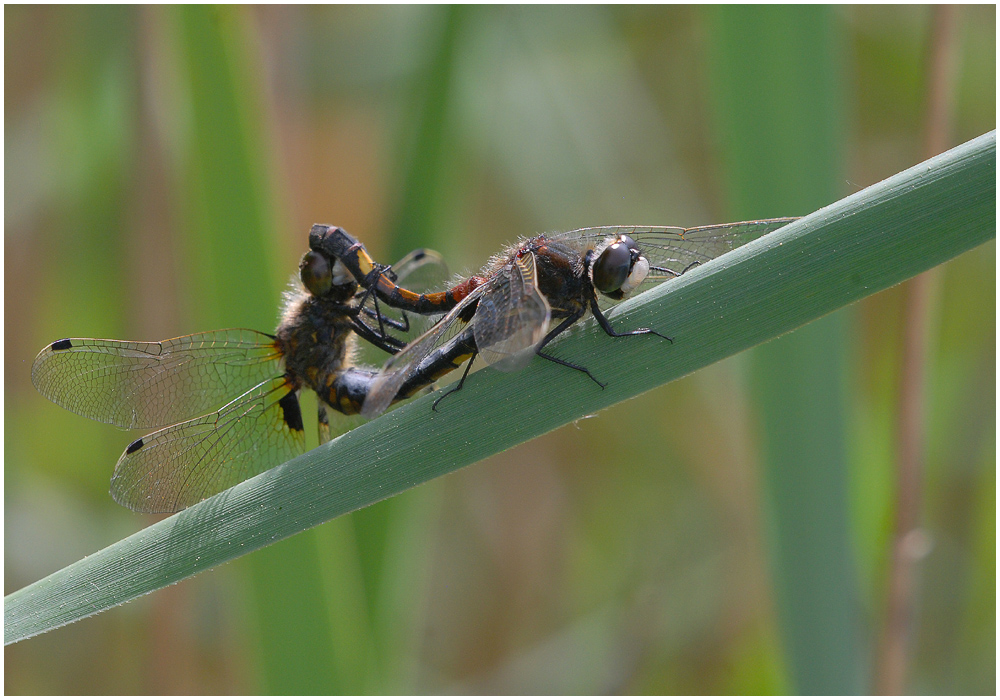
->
[376,275,486,316]
[397,331,478,400]
[322,367,377,415]
[309,223,480,317]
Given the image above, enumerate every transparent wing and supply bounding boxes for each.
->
[389,248,450,296]
[31,329,282,430]
[552,218,798,307]
[473,252,551,371]
[629,218,798,283]
[361,253,552,418]
[110,376,305,513]
[549,217,795,249]
[360,284,489,418]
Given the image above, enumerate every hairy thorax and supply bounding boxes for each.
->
[522,237,591,318]
[274,288,357,397]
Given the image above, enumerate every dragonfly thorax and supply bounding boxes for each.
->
[276,288,357,392]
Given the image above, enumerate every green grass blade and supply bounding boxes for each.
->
[386,4,466,255]
[352,9,468,691]
[5,132,994,645]
[170,7,344,692]
[707,7,858,693]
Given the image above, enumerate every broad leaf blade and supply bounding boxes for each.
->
[5,132,995,645]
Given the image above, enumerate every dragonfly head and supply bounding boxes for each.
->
[591,234,650,300]
[299,250,358,301]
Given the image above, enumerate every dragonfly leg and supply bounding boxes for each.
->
[535,312,605,387]
[536,350,606,388]
[318,403,331,444]
[358,299,411,332]
[432,352,478,412]
[354,264,414,333]
[350,314,407,354]
[368,306,412,333]
[589,298,673,343]
[361,278,390,340]
[537,312,585,350]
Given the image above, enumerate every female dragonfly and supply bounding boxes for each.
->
[32,235,447,513]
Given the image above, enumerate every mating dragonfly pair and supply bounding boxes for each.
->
[33,218,796,512]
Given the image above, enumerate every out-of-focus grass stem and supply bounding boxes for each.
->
[874,5,963,695]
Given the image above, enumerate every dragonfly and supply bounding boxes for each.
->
[309,219,799,418]
[31,237,448,513]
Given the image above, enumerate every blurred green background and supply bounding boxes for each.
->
[5,6,994,694]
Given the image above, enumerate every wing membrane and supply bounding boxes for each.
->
[557,219,798,307]
[362,253,553,417]
[473,252,550,371]
[110,376,304,513]
[389,248,449,296]
[361,284,489,418]
[632,218,798,282]
[31,329,282,430]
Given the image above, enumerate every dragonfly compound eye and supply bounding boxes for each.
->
[620,255,649,295]
[592,239,634,294]
[299,250,333,297]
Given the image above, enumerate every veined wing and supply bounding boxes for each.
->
[554,218,798,305]
[633,218,798,283]
[360,282,490,418]
[389,248,449,297]
[550,218,796,252]
[31,329,282,430]
[110,376,304,513]
[472,251,550,371]
[361,252,552,418]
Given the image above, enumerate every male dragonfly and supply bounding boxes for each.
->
[308,219,799,417]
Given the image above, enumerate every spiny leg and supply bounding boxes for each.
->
[318,404,331,444]
[432,352,478,412]
[589,298,673,343]
[359,302,412,333]
[350,316,406,354]
[535,350,606,388]
[534,312,606,388]
[357,267,413,333]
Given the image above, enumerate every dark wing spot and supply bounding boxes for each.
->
[125,438,145,455]
[51,339,73,351]
[278,391,304,433]
[459,298,480,323]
